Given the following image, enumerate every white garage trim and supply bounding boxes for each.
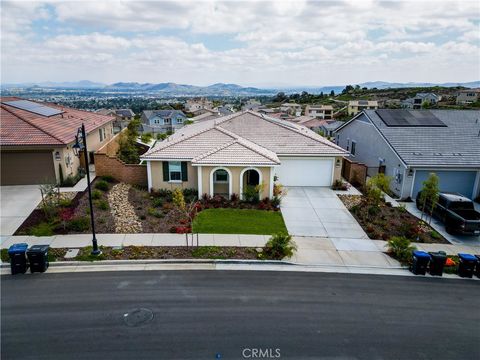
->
[275,157,335,187]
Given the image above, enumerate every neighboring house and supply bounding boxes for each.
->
[141,111,347,199]
[1,97,114,185]
[290,116,326,132]
[456,89,480,105]
[96,108,135,133]
[280,103,302,116]
[141,110,187,134]
[190,111,221,123]
[304,105,333,119]
[185,98,213,113]
[241,99,261,111]
[335,109,480,200]
[216,106,234,116]
[402,93,440,109]
[347,100,378,116]
[319,120,344,137]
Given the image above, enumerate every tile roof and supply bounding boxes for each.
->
[142,110,185,120]
[142,111,346,164]
[362,109,480,167]
[1,97,114,147]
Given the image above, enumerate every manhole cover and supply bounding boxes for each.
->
[123,308,154,327]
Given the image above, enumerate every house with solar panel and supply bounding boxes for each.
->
[347,100,378,116]
[334,109,480,200]
[1,97,114,185]
[141,110,187,134]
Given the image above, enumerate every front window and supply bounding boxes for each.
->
[99,128,104,141]
[164,118,170,124]
[351,141,356,155]
[169,161,182,181]
[176,117,183,124]
[214,169,228,183]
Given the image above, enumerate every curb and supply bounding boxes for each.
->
[1,258,296,268]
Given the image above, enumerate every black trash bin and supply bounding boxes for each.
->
[475,255,480,278]
[7,243,29,275]
[410,251,431,275]
[429,251,447,276]
[457,253,478,278]
[26,245,50,273]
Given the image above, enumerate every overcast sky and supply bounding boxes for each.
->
[1,0,479,87]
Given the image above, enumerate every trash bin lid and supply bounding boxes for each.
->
[27,245,50,253]
[413,250,431,259]
[429,251,447,259]
[8,243,29,254]
[458,253,477,261]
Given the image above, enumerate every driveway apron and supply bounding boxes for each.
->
[281,187,368,239]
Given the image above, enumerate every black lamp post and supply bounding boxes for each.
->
[73,123,100,256]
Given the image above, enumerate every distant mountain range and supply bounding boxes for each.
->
[1,80,478,96]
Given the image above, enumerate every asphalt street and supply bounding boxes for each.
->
[1,271,479,360]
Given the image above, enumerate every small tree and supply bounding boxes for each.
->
[419,173,439,224]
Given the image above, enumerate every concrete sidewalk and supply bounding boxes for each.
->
[3,233,478,269]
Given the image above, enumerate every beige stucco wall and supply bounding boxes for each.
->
[150,161,198,191]
[200,166,272,199]
[52,122,114,182]
[334,156,342,182]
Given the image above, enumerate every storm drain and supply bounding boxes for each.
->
[123,308,154,327]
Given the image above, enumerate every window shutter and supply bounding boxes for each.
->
[163,162,169,181]
[181,162,188,182]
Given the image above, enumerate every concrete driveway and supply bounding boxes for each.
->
[1,186,42,237]
[281,187,368,238]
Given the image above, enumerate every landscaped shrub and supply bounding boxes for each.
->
[67,217,90,232]
[147,207,164,218]
[95,180,109,191]
[156,133,167,140]
[243,185,260,203]
[172,188,186,210]
[92,190,102,199]
[271,196,281,209]
[152,197,164,208]
[29,222,55,236]
[262,233,297,260]
[368,173,393,194]
[140,132,153,143]
[58,198,72,207]
[387,236,416,265]
[332,179,349,191]
[101,175,116,183]
[94,199,109,210]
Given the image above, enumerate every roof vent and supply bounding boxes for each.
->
[412,152,422,156]
[452,153,462,156]
[434,152,442,156]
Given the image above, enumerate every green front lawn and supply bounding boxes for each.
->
[192,209,287,235]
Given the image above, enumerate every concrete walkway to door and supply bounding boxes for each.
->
[281,187,368,239]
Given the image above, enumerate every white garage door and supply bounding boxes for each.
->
[275,158,334,186]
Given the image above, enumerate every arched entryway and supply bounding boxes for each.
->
[240,168,262,200]
[210,167,232,198]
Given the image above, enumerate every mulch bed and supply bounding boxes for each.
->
[339,195,449,244]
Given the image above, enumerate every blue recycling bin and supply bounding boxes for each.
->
[7,243,29,275]
[458,253,478,278]
[410,250,431,275]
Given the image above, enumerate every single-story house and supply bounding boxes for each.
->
[335,109,480,200]
[141,110,187,134]
[1,97,114,185]
[141,111,347,199]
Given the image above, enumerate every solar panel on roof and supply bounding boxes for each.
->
[3,100,64,117]
[375,109,447,127]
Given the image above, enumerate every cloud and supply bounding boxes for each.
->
[1,0,479,85]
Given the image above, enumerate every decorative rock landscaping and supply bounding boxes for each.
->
[108,183,143,233]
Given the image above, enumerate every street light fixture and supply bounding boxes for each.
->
[73,123,101,256]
